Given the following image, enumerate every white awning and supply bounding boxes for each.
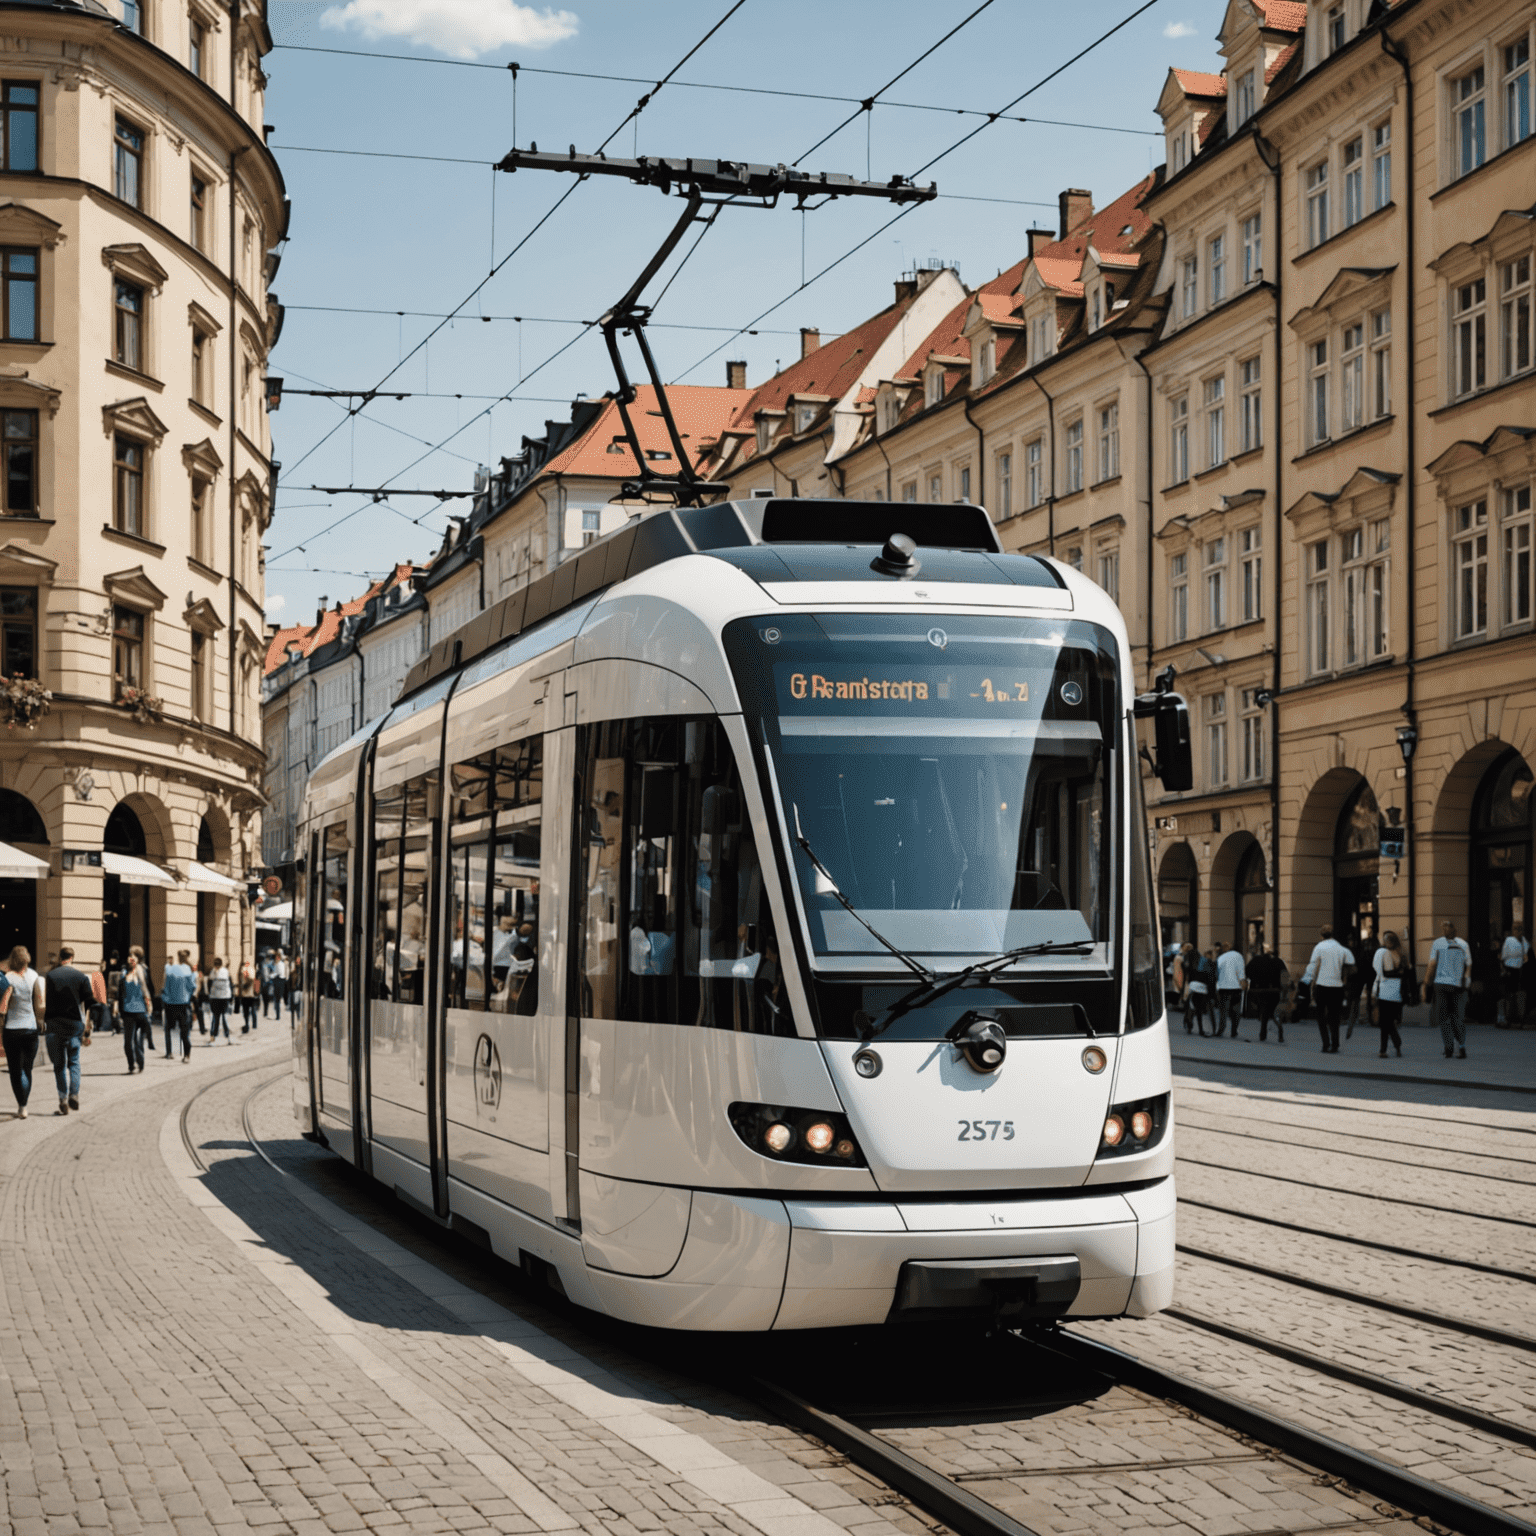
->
[257,901,292,923]
[0,840,48,879]
[187,861,245,896]
[102,851,178,888]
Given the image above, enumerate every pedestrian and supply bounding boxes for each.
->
[1373,929,1407,1057]
[1344,930,1377,1039]
[1248,942,1288,1043]
[1300,924,1354,1053]
[1184,945,1214,1036]
[237,957,259,1032]
[192,958,207,1035]
[44,947,95,1115]
[120,947,152,1072]
[207,958,234,1041]
[161,950,196,1062]
[259,950,279,1018]
[1427,920,1473,1059]
[90,955,112,1039]
[1498,921,1531,1029]
[2,945,43,1117]
[1215,940,1248,1040]
[105,951,123,1033]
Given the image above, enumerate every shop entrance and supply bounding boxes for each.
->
[0,789,46,959]
[1158,841,1198,951]
[1235,841,1267,954]
[1333,779,1380,946]
[103,803,150,965]
[1469,749,1532,1020]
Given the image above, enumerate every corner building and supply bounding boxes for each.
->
[0,0,285,971]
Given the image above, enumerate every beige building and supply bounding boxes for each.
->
[0,0,284,972]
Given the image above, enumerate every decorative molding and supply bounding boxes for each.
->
[0,365,61,418]
[184,595,225,634]
[103,566,168,613]
[0,541,57,584]
[188,300,223,335]
[0,203,65,250]
[101,243,170,295]
[102,396,169,445]
[1287,266,1396,332]
[181,437,224,479]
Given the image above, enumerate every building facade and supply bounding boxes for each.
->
[0,0,284,972]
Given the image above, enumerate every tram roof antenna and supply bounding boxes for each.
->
[498,147,937,507]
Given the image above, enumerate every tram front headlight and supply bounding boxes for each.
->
[763,1122,793,1154]
[1131,1109,1154,1142]
[728,1102,866,1167]
[1097,1093,1170,1158]
[1102,1114,1125,1148]
[804,1121,834,1154]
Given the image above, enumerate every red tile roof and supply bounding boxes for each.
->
[540,384,748,479]
[1172,68,1227,96]
[1265,38,1301,82]
[1254,0,1306,31]
[263,567,419,673]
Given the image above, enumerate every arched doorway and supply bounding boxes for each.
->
[1470,749,1532,1020]
[1334,779,1380,944]
[197,815,215,964]
[1158,842,1197,951]
[0,789,46,959]
[1235,842,1267,954]
[103,802,149,965]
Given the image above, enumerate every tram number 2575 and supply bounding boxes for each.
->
[957,1120,1016,1141]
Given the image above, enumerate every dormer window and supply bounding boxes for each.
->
[877,390,900,435]
[755,416,773,455]
[1327,3,1346,54]
[924,368,944,408]
[1171,129,1190,173]
[794,402,817,433]
[974,335,996,385]
[1029,312,1054,364]
[1090,288,1102,331]
[1235,69,1256,125]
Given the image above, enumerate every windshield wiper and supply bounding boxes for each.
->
[791,805,931,983]
[856,939,1095,1042]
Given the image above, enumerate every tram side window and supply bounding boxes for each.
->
[574,716,789,1034]
[322,823,349,1000]
[371,786,404,999]
[398,773,437,1006]
[447,758,491,1011]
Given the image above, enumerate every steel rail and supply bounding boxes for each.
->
[178,1059,287,1174]
[1178,1082,1536,1134]
[1176,1111,1536,1169]
[1169,1049,1536,1095]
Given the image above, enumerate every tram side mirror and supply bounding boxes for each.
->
[1134,691,1194,792]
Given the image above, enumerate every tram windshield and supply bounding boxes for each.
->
[724,613,1119,969]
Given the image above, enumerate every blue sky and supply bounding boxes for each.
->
[263,0,1223,626]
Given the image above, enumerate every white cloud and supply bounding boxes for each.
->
[266,594,286,617]
[1163,19,1198,36]
[320,0,578,59]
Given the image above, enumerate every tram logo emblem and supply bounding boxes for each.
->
[473,1033,502,1112]
[927,628,947,650]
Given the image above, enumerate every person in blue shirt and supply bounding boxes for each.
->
[120,947,151,1072]
[161,950,197,1062]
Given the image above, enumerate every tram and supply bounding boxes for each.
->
[293,498,1189,1331]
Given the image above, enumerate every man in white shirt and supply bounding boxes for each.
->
[1427,920,1474,1058]
[1299,924,1354,1054]
[1498,921,1530,1028]
[1214,941,1248,1041]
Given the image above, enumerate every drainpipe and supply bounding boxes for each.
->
[1122,340,1155,686]
[1381,23,1418,960]
[1031,373,1057,555]
[963,392,985,511]
[1254,124,1284,958]
[228,126,249,740]
[872,423,894,502]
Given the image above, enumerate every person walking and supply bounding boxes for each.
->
[1248,943,1287,1043]
[1300,924,1354,1053]
[237,958,259,1033]
[2,946,44,1117]
[90,957,112,1039]
[1373,930,1407,1057]
[1182,946,1213,1036]
[1498,921,1531,1029]
[206,958,234,1042]
[120,948,152,1072]
[1172,944,1194,1032]
[1215,940,1248,1040]
[1427,920,1473,1059]
[44,947,95,1114]
[105,952,123,1033]
[259,951,279,1019]
[192,959,208,1036]
[161,950,196,1063]
[1343,930,1377,1040]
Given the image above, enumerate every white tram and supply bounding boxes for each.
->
[293,499,1184,1331]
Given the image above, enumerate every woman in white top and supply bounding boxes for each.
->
[2,944,46,1117]
[206,957,234,1042]
[1372,931,1406,1058]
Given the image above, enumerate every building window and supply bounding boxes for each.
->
[1171,552,1189,642]
[958,465,971,502]
[112,605,144,692]
[1308,338,1329,445]
[754,418,772,455]
[190,17,206,80]
[190,174,208,253]
[1454,501,1489,638]
[794,402,816,433]
[1235,69,1256,125]
[191,327,212,408]
[1326,3,1346,53]
[1030,312,1054,363]
[1343,520,1389,665]
[1372,119,1392,209]
[1097,546,1120,603]
[1203,375,1225,467]
[119,0,145,33]
[1240,525,1262,622]
[1241,212,1262,284]
[3,409,37,515]
[1501,255,1532,379]
[1025,439,1042,508]
[996,451,1012,520]
[1504,485,1533,626]
[1306,540,1330,673]
[1342,136,1364,227]
[114,116,144,208]
[1370,309,1392,417]
[1452,277,1487,397]
[1204,536,1227,630]
[1,247,37,341]
[114,434,145,536]
[1181,255,1198,319]
[1506,38,1532,147]
[1239,355,1262,452]
[1455,66,1486,176]
[1097,402,1119,482]
[928,471,942,502]
[1,82,39,173]
[0,587,36,679]
[977,335,996,381]
[1240,688,1266,781]
[191,477,210,564]
[1064,419,1082,493]
[1171,129,1189,174]
[924,369,943,408]
[1170,395,1189,483]
[900,480,916,502]
[1306,160,1329,249]
[1205,692,1228,788]
[1341,321,1365,432]
[1209,234,1226,306]
[114,279,143,371]
[190,628,208,720]
[1090,287,1102,332]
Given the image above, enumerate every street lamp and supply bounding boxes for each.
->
[1396,723,1419,763]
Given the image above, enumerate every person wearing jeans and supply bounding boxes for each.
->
[161,950,197,1062]
[120,947,151,1072]
[2,946,44,1117]
[206,958,234,1041]
[1427,921,1473,1058]
[44,947,95,1114]
[1300,924,1355,1054]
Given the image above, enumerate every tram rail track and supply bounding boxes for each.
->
[1177,1083,1536,1135]
[1168,1049,1536,1096]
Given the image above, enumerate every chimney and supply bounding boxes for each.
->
[894,276,917,303]
[726,360,747,390]
[1027,227,1054,258]
[800,327,820,360]
[1058,188,1093,238]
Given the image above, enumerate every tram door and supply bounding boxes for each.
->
[316,822,353,1139]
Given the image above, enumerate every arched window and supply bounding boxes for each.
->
[1158,842,1198,950]
[105,802,147,856]
[197,815,216,863]
[1470,749,1532,1017]
[1235,841,1267,953]
[0,789,46,844]
[1333,778,1379,942]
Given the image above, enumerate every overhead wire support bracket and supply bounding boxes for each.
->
[498,146,937,506]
